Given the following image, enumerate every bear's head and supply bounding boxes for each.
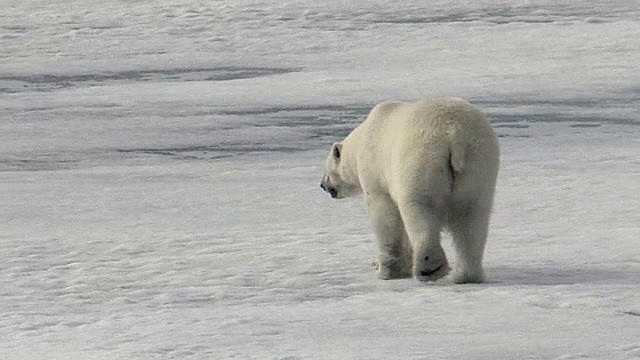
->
[320,142,360,199]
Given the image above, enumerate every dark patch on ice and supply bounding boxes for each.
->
[116,99,639,162]
[0,157,80,172]
[622,310,640,317]
[488,113,637,127]
[229,105,370,137]
[497,134,530,138]
[494,124,530,129]
[117,145,307,160]
[0,67,299,93]
[569,123,602,128]
[218,105,372,117]
[364,4,626,25]
[0,25,32,32]
[369,11,558,25]
[117,105,372,160]
[488,265,640,286]
[5,96,638,167]
[479,98,631,109]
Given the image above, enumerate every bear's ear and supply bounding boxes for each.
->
[332,143,342,161]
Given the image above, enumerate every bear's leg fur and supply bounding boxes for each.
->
[448,202,492,284]
[398,200,450,281]
[365,193,412,279]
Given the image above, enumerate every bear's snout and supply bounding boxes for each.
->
[320,179,338,198]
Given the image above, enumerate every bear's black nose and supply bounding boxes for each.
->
[328,186,338,198]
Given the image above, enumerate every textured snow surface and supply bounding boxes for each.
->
[1,1,639,359]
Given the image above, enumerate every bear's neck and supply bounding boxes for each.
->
[342,127,364,193]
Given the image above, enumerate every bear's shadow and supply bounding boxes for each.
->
[485,265,639,286]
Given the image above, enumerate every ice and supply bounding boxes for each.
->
[1,0,639,359]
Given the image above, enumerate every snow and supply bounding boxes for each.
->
[1,0,639,359]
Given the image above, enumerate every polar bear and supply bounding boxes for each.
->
[320,98,499,283]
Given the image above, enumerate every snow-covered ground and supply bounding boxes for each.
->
[1,1,639,359]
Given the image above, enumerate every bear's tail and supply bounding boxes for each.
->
[449,143,465,173]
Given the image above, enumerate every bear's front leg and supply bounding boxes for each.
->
[365,193,412,279]
[398,200,450,282]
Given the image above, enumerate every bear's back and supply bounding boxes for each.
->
[356,98,499,200]
[362,98,494,156]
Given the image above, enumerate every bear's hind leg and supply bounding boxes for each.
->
[448,203,491,284]
[398,200,450,282]
[366,193,412,279]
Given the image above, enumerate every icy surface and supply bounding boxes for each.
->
[1,1,639,359]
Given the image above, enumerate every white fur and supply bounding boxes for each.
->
[321,98,500,283]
